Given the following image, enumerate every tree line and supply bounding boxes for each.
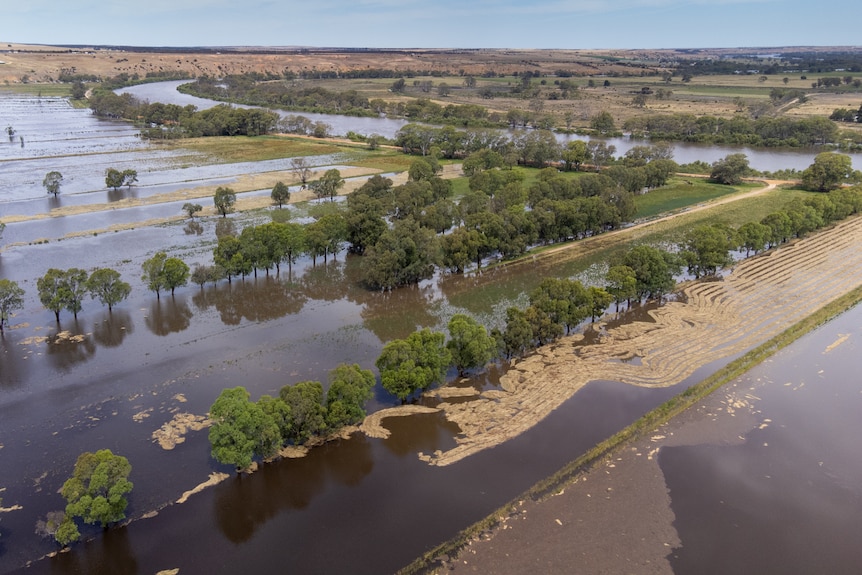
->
[87,89,279,139]
[623,113,838,147]
[202,179,862,472]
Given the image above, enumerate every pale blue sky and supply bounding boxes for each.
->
[3,0,860,49]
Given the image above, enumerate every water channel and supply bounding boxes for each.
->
[1,85,861,573]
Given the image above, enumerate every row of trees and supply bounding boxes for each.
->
[35,268,132,321]
[829,103,862,123]
[194,152,670,292]
[88,90,279,139]
[710,151,859,191]
[41,168,138,198]
[623,113,838,147]
[204,180,862,472]
[208,364,375,470]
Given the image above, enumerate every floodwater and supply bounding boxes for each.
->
[1,88,861,574]
[661,305,862,574]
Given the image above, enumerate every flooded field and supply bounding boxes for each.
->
[661,305,862,574]
[3,88,862,574]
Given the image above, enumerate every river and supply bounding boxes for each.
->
[122,80,862,172]
[0,86,861,574]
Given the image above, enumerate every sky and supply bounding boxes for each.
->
[3,0,861,50]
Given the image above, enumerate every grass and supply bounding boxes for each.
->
[167,136,345,163]
[397,279,862,575]
[634,179,757,219]
[0,84,73,97]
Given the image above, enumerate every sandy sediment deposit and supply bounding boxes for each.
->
[151,413,211,450]
[365,215,862,466]
[175,472,230,504]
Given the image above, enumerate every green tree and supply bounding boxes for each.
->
[86,268,131,311]
[440,227,483,274]
[761,211,793,247]
[43,171,64,197]
[587,286,613,322]
[37,268,67,321]
[325,364,376,429]
[141,251,168,298]
[105,168,125,191]
[271,181,290,208]
[121,169,138,189]
[309,168,345,202]
[344,194,386,255]
[680,224,736,278]
[710,153,750,185]
[182,203,202,219]
[213,186,237,217]
[213,235,251,281]
[586,141,616,171]
[736,221,770,256]
[376,329,451,401]
[590,111,616,135]
[0,279,25,333]
[58,449,133,544]
[37,268,88,321]
[605,265,637,311]
[279,381,328,443]
[622,245,678,301]
[529,277,592,334]
[801,152,854,192]
[501,307,534,359]
[209,387,279,470]
[446,314,496,375]
[71,80,86,100]
[561,140,590,172]
[362,218,439,290]
[162,257,190,295]
[62,268,89,319]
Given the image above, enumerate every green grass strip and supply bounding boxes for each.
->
[398,283,862,575]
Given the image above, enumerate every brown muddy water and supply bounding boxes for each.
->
[661,304,862,575]
[2,89,860,574]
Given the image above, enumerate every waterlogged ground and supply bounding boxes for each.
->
[3,88,862,574]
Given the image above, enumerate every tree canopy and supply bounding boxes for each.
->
[0,279,25,332]
[710,153,750,185]
[446,314,496,375]
[376,329,451,401]
[56,449,133,545]
[43,171,63,197]
[801,152,854,192]
[86,268,131,311]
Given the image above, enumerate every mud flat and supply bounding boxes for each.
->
[372,214,862,467]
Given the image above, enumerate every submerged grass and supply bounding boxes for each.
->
[398,281,862,575]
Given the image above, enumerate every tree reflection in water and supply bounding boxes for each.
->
[91,309,134,348]
[215,434,374,544]
[0,331,30,388]
[145,296,193,336]
[183,221,204,236]
[46,320,96,371]
[48,523,138,575]
[192,275,307,325]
